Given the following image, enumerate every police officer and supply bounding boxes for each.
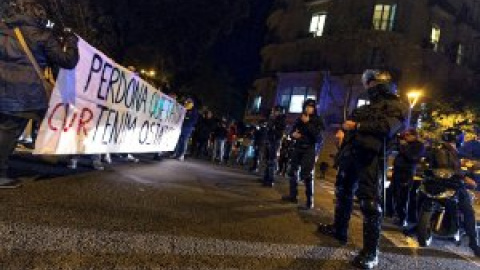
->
[249,120,267,173]
[391,129,425,227]
[318,70,408,269]
[428,128,480,257]
[282,99,325,210]
[263,106,286,187]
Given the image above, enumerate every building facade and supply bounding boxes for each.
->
[245,0,480,125]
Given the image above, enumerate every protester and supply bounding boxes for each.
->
[172,97,199,161]
[390,129,425,228]
[212,117,228,163]
[317,70,407,269]
[194,110,216,158]
[224,120,238,163]
[237,127,254,167]
[282,99,325,209]
[0,0,79,188]
[262,106,286,187]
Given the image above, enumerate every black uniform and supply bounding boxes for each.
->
[249,123,267,172]
[263,113,286,186]
[323,84,407,258]
[287,111,325,208]
[428,142,480,255]
[391,139,425,225]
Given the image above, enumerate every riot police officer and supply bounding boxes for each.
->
[282,99,325,210]
[318,70,408,269]
[263,106,286,187]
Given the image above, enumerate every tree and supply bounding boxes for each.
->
[419,100,480,142]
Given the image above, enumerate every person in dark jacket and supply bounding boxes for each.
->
[0,0,79,188]
[391,129,425,227]
[194,110,216,158]
[282,99,325,210]
[212,117,228,163]
[317,70,408,269]
[173,97,199,161]
[262,106,286,187]
[426,128,480,257]
[249,120,267,172]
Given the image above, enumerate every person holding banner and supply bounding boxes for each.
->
[0,0,79,188]
[172,97,199,161]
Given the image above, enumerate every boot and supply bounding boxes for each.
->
[298,196,314,210]
[317,223,347,245]
[319,194,353,245]
[352,250,378,269]
[352,215,381,269]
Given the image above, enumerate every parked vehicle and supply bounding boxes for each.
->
[417,168,474,247]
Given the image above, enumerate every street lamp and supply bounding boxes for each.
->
[407,91,422,128]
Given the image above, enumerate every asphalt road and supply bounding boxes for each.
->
[0,155,479,269]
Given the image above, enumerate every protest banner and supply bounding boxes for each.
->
[34,38,185,155]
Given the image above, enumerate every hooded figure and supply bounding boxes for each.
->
[0,0,79,188]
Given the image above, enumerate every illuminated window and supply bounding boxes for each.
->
[431,24,441,52]
[372,4,396,31]
[309,13,327,37]
[278,87,317,113]
[456,44,464,65]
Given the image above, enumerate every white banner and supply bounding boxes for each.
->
[34,38,185,155]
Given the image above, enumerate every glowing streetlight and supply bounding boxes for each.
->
[149,70,156,77]
[406,91,422,127]
[407,91,421,108]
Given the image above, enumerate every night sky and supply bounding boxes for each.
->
[33,0,274,118]
[212,0,273,89]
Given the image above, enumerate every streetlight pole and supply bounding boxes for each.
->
[407,91,421,128]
